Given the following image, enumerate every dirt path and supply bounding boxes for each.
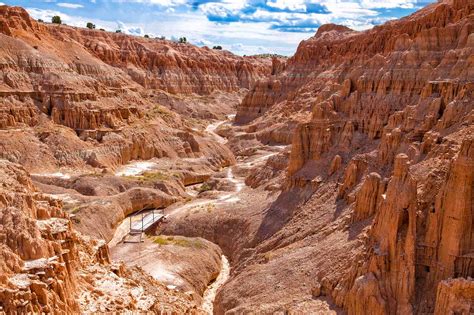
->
[204,114,234,144]
[108,116,286,313]
[115,161,157,176]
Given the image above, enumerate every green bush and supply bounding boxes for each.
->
[179,37,187,44]
[144,34,150,38]
[51,16,62,24]
[86,22,95,29]
[213,45,222,50]
[116,29,122,33]
[198,182,212,193]
[38,19,44,23]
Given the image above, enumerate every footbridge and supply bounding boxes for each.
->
[125,208,167,242]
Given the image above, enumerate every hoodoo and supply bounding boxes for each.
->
[0,0,472,313]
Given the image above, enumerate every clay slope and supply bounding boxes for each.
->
[0,5,271,172]
[0,160,203,313]
[219,0,473,313]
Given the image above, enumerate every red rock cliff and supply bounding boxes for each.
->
[226,0,473,313]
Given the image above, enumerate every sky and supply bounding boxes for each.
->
[1,0,435,56]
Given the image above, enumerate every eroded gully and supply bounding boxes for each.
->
[109,115,286,313]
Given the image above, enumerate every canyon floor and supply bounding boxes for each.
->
[36,112,291,313]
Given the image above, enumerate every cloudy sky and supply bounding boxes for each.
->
[2,0,434,55]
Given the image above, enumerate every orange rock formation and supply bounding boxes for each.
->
[219,0,473,313]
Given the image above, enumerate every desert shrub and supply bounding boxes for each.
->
[213,45,222,50]
[51,16,62,24]
[179,37,187,44]
[86,22,95,29]
[198,182,212,192]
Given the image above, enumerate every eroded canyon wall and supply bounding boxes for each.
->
[0,160,202,313]
[0,5,271,171]
[226,0,473,313]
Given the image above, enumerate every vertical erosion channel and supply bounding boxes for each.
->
[202,255,231,314]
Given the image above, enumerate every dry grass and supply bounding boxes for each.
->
[125,171,170,182]
[198,182,212,192]
[145,104,174,121]
[153,236,205,248]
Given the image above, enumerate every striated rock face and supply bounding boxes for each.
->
[434,278,474,315]
[219,0,474,313]
[0,160,80,313]
[352,172,384,223]
[0,5,270,172]
[237,0,473,140]
[348,154,418,314]
[0,6,270,96]
[431,138,474,281]
[0,159,201,313]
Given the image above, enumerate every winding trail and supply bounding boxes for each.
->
[205,120,227,144]
[31,171,71,179]
[109,115,287,313]
[204,114,235,145]
[115,161,157,177]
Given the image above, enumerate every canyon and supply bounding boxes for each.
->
[0,0,473,314]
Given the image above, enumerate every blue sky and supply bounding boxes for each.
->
[1,0,434,55]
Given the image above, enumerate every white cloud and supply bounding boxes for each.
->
[267,0,306,11]
[117,21,145,35]
[27,7,115,30]
[27,8,72,22]
[113,0,187,6]
[198,0,247,17]
[57,3,84,9]
[360,0,417,9]
[194,38,212,47]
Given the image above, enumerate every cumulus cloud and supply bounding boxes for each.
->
[114,0,187,6]
[57,2,84,9]
[27,8,74,22]
[194,38,212,47]
[117,21,145,35]
[266,0,306,11]
[192,0,430,32]
[359,0,417,9]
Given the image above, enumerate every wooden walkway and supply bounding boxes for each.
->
[125,209,166,243]
[130,211,165,234]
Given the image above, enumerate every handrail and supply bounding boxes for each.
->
[129,207,163,233]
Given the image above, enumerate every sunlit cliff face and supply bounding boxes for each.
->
[5,0,434,56]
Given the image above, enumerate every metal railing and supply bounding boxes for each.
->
[129,208,159,233]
